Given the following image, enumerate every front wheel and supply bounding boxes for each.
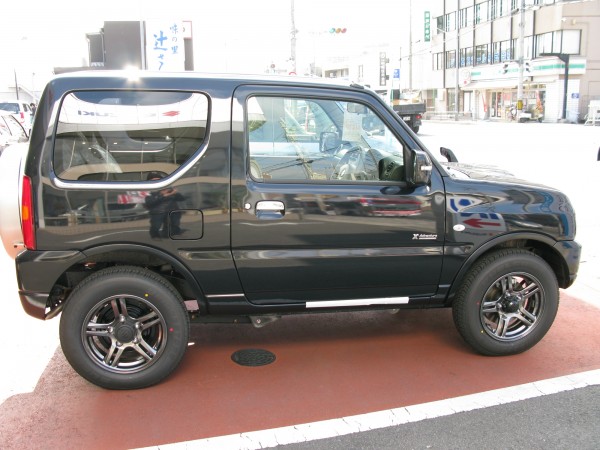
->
[59,266,190,389]
[452,249,559,356]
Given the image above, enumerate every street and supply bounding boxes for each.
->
[0,120,599,449]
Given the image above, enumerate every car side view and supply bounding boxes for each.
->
[0,71,581,389]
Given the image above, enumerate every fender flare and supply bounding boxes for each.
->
[81,243,206,310]
[443,232,562,306]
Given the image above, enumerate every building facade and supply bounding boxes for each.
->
[329,0,599,123]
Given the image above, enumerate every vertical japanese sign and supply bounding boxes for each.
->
[146,20,185,71]
[379,52,387,86]
[424,11,431,42]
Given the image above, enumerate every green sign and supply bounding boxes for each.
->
[424,11,431,42]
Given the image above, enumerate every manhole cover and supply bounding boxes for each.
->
[231,349,276,367]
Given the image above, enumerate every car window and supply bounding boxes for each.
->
[2,114,28,140]
[247,96,406,183]
[53,90,209,182]
[0,102,19,114]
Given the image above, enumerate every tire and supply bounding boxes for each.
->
[411,126,420,133]
[59,266,190,389]
[452,249,559,356]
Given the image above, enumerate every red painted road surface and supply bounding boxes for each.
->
[1,292,599,449]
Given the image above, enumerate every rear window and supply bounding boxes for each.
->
[0,102,19,114]
[53,90,209,182]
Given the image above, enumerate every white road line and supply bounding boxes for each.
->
[139,369,600,450]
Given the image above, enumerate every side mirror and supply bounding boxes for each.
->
[405,148,433,187]
[440,147,458,162]
[319,131,340,153]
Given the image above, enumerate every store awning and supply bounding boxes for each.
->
[462,80,518,90]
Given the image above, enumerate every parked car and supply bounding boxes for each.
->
[0,100,34,131]
[0,72,581,390]
[0,110,29,155]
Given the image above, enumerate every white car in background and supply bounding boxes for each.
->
[0,110,29,155]
[0,100,34,132]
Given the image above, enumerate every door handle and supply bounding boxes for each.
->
[256,201,285,212]
[255,201,285,220]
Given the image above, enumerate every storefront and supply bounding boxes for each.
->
[459,57,585,122]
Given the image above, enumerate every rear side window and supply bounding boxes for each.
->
[53,91,209,182]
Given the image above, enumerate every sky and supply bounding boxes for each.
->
[0,0,411,96]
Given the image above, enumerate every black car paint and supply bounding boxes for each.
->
[16,72,580,320]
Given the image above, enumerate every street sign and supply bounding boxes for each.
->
[393,69,400,79]
[424,11,431,42]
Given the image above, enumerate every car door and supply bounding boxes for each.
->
[230,85,445,308]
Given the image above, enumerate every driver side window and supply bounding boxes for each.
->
[246,95,406,183]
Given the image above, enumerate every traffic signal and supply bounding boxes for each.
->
[329,27,347,34]
[502,62,509,74]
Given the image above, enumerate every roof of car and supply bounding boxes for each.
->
[51,70,367,91]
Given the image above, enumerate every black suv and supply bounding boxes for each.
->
[0,72,580,389]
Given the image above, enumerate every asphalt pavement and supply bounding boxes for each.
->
[277,385,600,450]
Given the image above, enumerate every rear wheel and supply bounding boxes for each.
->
[452,249,559,356]
[411,126,420,133]
[59,266,189,389]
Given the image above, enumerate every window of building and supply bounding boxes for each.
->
[476,1,489,24]
[433,52,444,70]
[490,0,499,19]
[460,47,474,67]
[246,96,406,183]
[490,0,510,19]
[436,16,444,35]
[561,30,581,54]
[492,42,501,63]
[476,44,490,65]
[534,30,581,57]
[446,50,456,69]
[459,7,474,28]
[53,91,209,182]
[500,40,512,61]
[445,12,456,32]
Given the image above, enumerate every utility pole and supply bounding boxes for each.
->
[409,0,413,91]
[13,69,20,100]
[517,0,526,120]
[454,5,460,120]
[290,0,297,74]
